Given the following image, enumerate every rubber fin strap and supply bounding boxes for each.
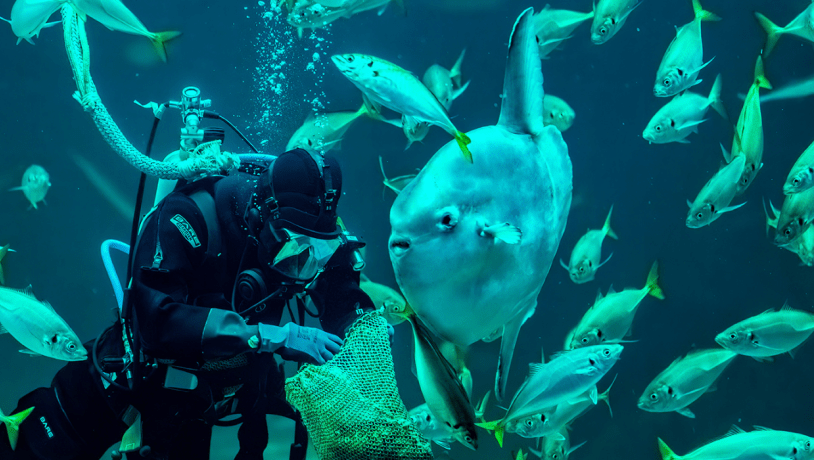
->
[189,189,222,260]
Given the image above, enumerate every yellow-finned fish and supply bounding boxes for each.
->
[423,48,469,111]
[764,200,814,266]
[754,3,814,56]
[784,139,814,195]
[0,406,34,450]
[774,185,814,247]
[286,105,369,155]
[332,53,473,162]
[532,6,594,58]
[566,261,663,350]
[9,164,50,210]
[0,0,61,45]
[359,273,410,325]
[685,155,746,229]
[378,156,417,196]
[531,428,587,460]
[653,0,720,98]
[638,348,737,418]
[409,314,477,450]
[724,55,772,196]
[716,305,814,360]
[643,74,726,144]
[560,206,618,284]
[657,427,814,460]
[0,285,87,361]
[590,0,641,44]
[543,95,576,132]
[69,0,181,62]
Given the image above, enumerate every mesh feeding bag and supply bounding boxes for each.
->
[285,312,433,459]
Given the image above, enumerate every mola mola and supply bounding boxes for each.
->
[388,7,572,401]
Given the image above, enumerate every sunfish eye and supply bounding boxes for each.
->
[440,213,457,229]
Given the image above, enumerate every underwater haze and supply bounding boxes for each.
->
[1,0,813,459]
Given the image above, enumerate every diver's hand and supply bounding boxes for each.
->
[256,323,343,365]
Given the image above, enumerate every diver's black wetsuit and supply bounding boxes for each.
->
[0,170,373,460]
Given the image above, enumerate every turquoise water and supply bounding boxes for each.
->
[0,0,812,459]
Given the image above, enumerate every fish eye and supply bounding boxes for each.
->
[650,393,658,401]
[654,125,661,132]
[578,267,585,273]
[525,419,534,427]
[663,78,671,87]
[599,26,607,35]
[785,228,793,236]
[440,213,457,229]
[603,348,611,356]
[793,178,800,185]
[581,337,589,344]
[696,212,704,220]
[67,342,76,351]
[805,441,810,450]
[553,454,559,460]
[345,55,354,62]
[465,435,472,443]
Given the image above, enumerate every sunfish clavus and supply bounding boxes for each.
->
[388,7,573,401]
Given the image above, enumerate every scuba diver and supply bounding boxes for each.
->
[0,148,375,459]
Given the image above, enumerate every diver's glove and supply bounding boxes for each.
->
[252,323,343,365]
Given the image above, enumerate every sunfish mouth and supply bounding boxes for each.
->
[388,235,411,257]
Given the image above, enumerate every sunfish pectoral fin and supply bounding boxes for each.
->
[496,8,544,137]
[480,223,522,244]
[675,407,696,418]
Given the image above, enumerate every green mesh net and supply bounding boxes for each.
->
[285,312,433,460]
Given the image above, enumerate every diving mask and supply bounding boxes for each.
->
[270,228,342,281]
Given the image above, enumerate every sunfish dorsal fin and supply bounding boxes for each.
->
[497,8,544,137]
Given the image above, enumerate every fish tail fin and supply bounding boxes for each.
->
[692,0,720,22]
[754,55,772,90]
[450,48,467,88]
[645,261,665,300]
[658,438,680,460]
[600,373,617,417]
[2,406,34,450]
[707,74,729,122]
[754,12,782,56]
[149,31,182,63]
[455,131,473,163]
[475,420,505,447]
[603,205,618,240]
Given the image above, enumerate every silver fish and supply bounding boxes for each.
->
[643,74,726,144]
[653,0,719,97]
[755,3,814,56]
[359,273,409,325]
[657,426,814,460]
[560,206,617,284]
[480,345,622,446]
[533,6,594,58]
[409,315,477,450]
[0,0,60,45]
[531,428,587,460]
[784,139,814,195]
[423,48,469,110]
[10,164,50,210]
[774,185,814,247]
[0,244,10,286]
[764,200,814,266]
[0,286,87,361]
[286,105,368,154]
[566,261,663,350]
[716,305,814,360]
[543,95,576,132]
[638,348,737,418]
[388,8,572,402]
[686,155,746,228]
[332,53,472,162]
[590,0,640,44]
[378,156,417,196]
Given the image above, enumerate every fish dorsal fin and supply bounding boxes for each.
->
[528,363,545,377]
[41,300,56,313]
[595,289,604,303]
[781,301,793,312]
[497,8,544,137]
[724,425,746,437]
[607,284,616,294]
[20,285,37,300]
[752,426,774,432]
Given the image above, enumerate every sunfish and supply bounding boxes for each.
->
[388,7,572,401]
